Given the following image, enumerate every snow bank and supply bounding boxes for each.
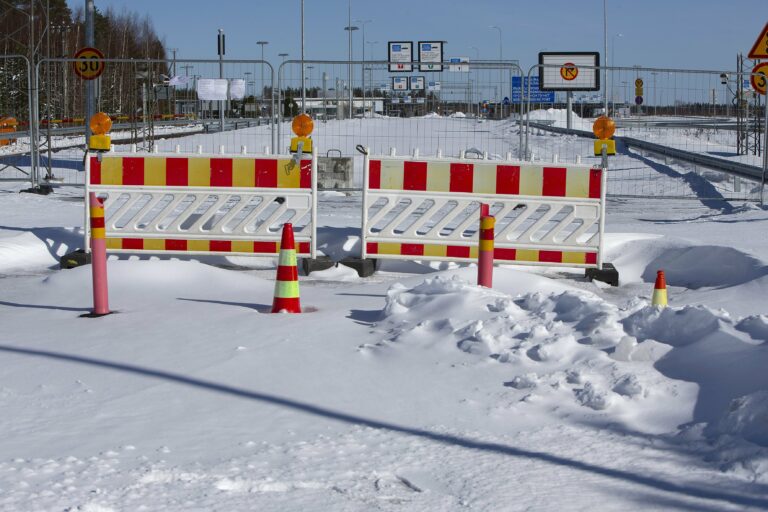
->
[379,274,768,450]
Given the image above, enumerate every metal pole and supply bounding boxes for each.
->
[218,29,224,132]
[348,2,353,119]
[566,91,572,130]
[85,0,95,144]
[257,41,268,116]
[762,99,767,205]
[301,0,306,113]
[603,0,608,116]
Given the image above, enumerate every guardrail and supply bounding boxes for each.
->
[527,121,765,183]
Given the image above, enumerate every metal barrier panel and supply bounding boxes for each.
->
[276,59,525,185]
[84,148,317,258]
[362,152,606,268]
[37,58,276,186]
[524,64,766,202]
[0,54,35,185]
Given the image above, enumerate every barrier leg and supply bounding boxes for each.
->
[478,214,495,288]
[88,192,110,316]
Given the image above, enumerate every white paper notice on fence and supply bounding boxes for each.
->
[197,79,228,100]
[229,79,246,100]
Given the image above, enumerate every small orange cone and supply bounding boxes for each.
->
[651,270,667,307]
[271,223,302,313]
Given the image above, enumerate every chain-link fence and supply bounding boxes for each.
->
[524,64,766,202]
[0,54,34,185]
[275,59,525,185]
[26,56,767,202]
[34,57,276,185]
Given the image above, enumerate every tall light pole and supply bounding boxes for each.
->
[365,40,378,117]
[345,24,359,119]
[490,25,502,109]
[256,41,268,102]
[611,33,622,112]
[356,19,371,118]
[603,0,609,116]
[301,0,305,113]
[244,71,252,116]
[217,29,226,131]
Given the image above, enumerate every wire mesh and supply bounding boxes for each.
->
[0,55,33,183]
[35,58,276,185]
[525,64,766,202]
[276,60,524,185]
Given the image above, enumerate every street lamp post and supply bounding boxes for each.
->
[611,33,623,114]
[490,26,502,117]
[256,41,268,112]
[277,53,288,118]
[356,19,372,118]
[217,28,225,132]
[345,24,359,119]
[365,40,378,117]
[244,71,253,117]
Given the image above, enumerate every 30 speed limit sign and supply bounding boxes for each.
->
[73,47,105,80]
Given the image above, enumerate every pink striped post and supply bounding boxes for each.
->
[477,214,495,288]
[88,192,110,316]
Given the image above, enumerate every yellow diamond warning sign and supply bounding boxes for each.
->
[748,21,768,59]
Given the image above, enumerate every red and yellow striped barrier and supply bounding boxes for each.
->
[366,242,598,266]
[89,155,313,189]
[103,237,311,255]
[368,159,602,198]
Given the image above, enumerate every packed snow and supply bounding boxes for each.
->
[1,116,768,511]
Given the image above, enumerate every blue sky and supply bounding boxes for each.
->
[70,0,765,71]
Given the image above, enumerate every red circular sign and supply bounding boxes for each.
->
[751,62,768,96]
[73,47,105,80]
[560,62,578,81]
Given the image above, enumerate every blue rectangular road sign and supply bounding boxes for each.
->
[511,77,555,103]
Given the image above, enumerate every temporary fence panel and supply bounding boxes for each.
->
[362,152,606,268]
[36,58,276,186]
[276,60,525,186]
[525,64,766,202]
[0,55,35,185]
[84,148,317,258]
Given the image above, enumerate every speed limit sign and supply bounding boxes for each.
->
[73,47,105,80]
[751,62,768,96]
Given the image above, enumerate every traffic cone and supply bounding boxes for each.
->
[271,223,302,313]
[651,270,667,307]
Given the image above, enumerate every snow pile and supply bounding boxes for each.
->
[528,108,593,130]
[449,112,466,118]
[379,274,768,452]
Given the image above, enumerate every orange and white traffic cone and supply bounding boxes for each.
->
[271,223,302,313]
[651,269,667,307]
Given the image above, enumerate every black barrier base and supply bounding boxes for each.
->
[60,249,90,269]
[20,184,53,195]
[301,256,336,275]
[585,262,619,287]
[339,257,378,278]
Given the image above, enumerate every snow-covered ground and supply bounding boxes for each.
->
[1,119,768,511]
